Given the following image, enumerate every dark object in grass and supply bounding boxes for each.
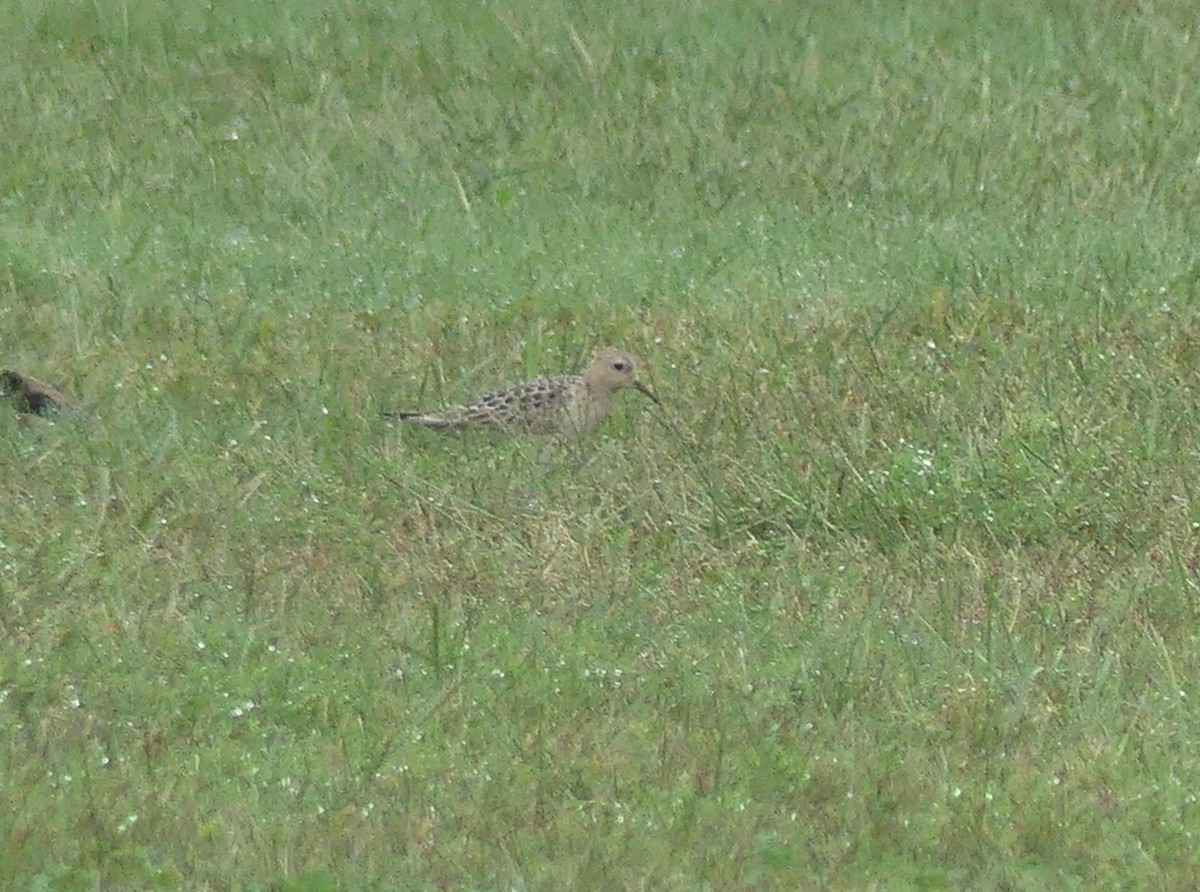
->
[1,369,76,418]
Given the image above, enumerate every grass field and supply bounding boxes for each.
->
[4,0,1200,888]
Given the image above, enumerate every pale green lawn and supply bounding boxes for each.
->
[3,1,1200,889]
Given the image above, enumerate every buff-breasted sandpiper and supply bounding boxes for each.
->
[388,346,658,434]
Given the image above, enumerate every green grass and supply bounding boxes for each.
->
[4,0,1200,888]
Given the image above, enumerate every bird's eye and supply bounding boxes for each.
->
[613,361,627,372]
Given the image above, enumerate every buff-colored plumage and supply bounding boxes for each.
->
[389,347,657,435]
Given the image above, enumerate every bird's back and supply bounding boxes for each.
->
[400,374,581,431]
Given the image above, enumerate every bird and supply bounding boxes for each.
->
[1,369,77,418]
[388,346,658,435]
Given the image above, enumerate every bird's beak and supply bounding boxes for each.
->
[633,381,660,404]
